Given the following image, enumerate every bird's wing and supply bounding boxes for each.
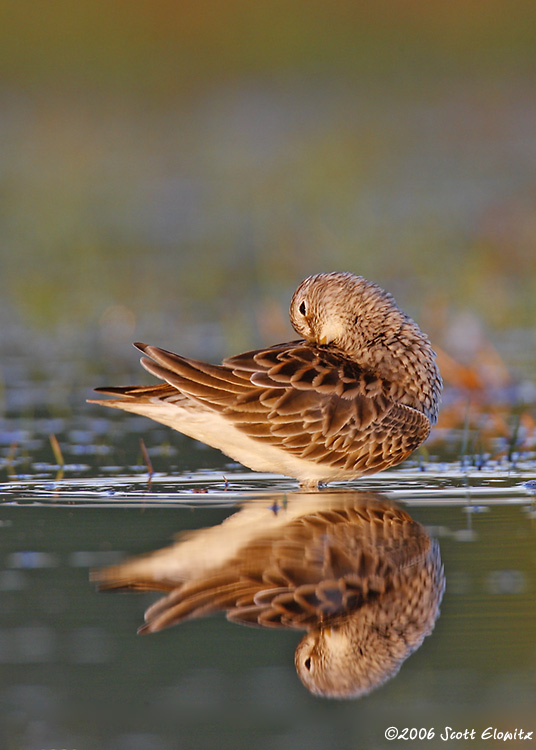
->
[91,383,181,401]
[131,502,430,634]
[227,504,432,629]
[120,341,430,474]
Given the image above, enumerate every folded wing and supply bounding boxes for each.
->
[110,342,431,475]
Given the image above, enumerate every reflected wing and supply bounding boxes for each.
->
[227,503,432,629]
[94,501,432,635]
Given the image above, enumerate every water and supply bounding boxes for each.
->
[0,457,535,750]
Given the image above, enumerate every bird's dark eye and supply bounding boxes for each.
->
[304,657,312,670]
[299,301,306,316]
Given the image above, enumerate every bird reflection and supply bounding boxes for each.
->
[92,491,445,699]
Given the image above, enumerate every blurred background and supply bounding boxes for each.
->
[0,0,535,475]
[1,0,536,371]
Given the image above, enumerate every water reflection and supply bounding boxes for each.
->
[92,491,445,699]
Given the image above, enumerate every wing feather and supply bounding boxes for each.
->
[127,500,434,633]
[92,341,430,477]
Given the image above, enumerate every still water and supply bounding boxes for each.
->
[0,463,535,750]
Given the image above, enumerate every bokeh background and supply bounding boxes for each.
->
[2,0,536,374]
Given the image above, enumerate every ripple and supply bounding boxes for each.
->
[0,464,534,507]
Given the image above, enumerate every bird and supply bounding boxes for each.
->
[91,491,445,699]
[89,272,442,488]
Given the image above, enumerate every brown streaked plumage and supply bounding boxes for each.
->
[91,492,445,699]
[89,272,442,488]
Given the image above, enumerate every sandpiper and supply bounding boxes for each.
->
[90,272,442,488]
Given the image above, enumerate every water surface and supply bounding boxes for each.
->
[1,460,535,750]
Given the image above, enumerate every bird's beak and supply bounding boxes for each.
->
[317,321,341,346]
[323,627,348,647]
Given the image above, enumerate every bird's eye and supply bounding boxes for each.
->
[299,301,306,316]
[304,657,312,671]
